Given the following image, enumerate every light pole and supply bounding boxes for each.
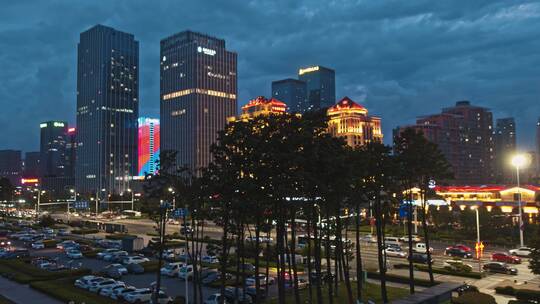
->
[511,154,528,247]
[68,189,75,222]
[168,188,175,209]
[127,189,134,210]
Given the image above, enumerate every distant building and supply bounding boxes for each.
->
[327,97,383,148]
[298,66,335,111]
[40,121,68,177]
[0,150,22,186]
[494,118,516,183]
[396,101,494,185]
[138,118,160,176]
[160,31,237,173]
[75,25,139,195]
[537,118,540,176]
[65,127,77,182]
[23,152,40,178]
[228,96,287,122]
[271,79,307,113]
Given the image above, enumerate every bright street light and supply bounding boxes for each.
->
[511,154,528,169]
[511,153,529,247]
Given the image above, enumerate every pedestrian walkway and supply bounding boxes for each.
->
[0,276,61,304]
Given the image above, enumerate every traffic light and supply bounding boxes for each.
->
[475,241,485,258]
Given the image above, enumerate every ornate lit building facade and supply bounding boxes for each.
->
[327,97,383,148]
[228,96,287,122]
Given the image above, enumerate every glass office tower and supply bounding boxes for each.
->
[298,65,336,111]
[271,78,307,113]
[160,31,237,173]
[75,25,139,195]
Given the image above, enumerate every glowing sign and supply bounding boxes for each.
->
[40,123,47,128]
[299,66,320,75]
[68,128,76,133]
[53,122,65,127]
[197,46,216,56]
[138,117,160,176]
[21,178,39,184]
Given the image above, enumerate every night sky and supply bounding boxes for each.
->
[1,0,539,152]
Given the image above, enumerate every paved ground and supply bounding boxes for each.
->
[0,276,61,304]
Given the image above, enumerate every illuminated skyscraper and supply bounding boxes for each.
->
[75,25,139,195]
[327,97,383,148]
[160,31,237,172]
[138,117,160,176]
[228,96,287,122]
[39,121,68,177]
[298,66,335,111]
[494,118,516,183]
[271,79,307,113]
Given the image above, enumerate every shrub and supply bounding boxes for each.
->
[71,229,99,235]
[452,292,496,304]
[415,265,482,279]
[30,278,116,304]
[516,289,540,302]
[495,286,515,295]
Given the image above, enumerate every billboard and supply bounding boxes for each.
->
[138,117,160,176]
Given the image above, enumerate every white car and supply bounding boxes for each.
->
[74,275,99,289]
[104,251,128,262]
[31,241,45,249]
[110,286,137,300]
[123,288,153,303]
[77,276,106,290]
[204,293,225,304]
[103,263,129,275]
[412,243,433,254]
[245,274,275,286]
[509,247,532,257]
[88,278,116,293]
[384,247,407,258]
[97,249,121,259]
[399,235,422,243]
[122,256,150,265]
[66,250,83,259]
[150,292,174,304]
[98,282,126,297]
[178,265,195,280]
[56,240,77,250]
[161,262,185,277]
[202,255,219,264]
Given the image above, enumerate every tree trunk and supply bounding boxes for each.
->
[421,187,435,284]
[355,202,363,302]
[406,189,415,294]
[219,208,230,304]
[313,208,323,304]
[290,212,301,304]
[254,216,261,304]
[307,214,314,303]
[375,196,388,303]
[336,213,353,304]
[325,209,334,304]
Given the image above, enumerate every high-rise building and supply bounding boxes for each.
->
[40,121,68,177]
[271,79,307,113]
[327,97,383,148]
[23,152,40,178]
[0,150,22,186]
[298,66,335,111]
[138,117,160,176]
[160,31,237,172]
[75,25,139,195]
[65,127,77,181]
[537,118,540,175]
[494,118,516,183]
[396,101,494,185]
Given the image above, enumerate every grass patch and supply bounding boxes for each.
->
[0,260,90,284]
[0,295,15,304]
[367,272,437,287]
[414,265,483,279]
[264,281,408,303]
[30,277,116,304]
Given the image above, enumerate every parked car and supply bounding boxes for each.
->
[161,262,185,277]
[110,286,137,300]
[453,244,472,252]
[202,272,232,285]
[160,249,176,261]
[224,286,253,304]
[309,271,334,285]
[202,255,219,264]
[246,274,275,286]
[98,282,126,297]
[57,229,69,236]
[88,278,116,293]
[445,247,473,258]
[383,247,407,258]
[241,263,256,272]
[492,252,521,264]
[31,241,45,250]
[149,291,173,304]
[408,253,433,264]
[442,260,473,272]
[204,293,230,304]
[199,268,217,280]
[360,234,376,243]
[178,264,196,280]
[66,250,83,259]
[509,247,532,257]
[180,226,193,235]
[123,288,153,303]
[56,240,77,250]
[97,248,121,259]
[126,263,145,274]
[122,256,150,265]
[483,262,518,275]
[284,278,308,290]
[104,250,128,262]
[74,275,102,289]
[1,249,30,259]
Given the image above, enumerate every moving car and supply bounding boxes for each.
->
[483,262,518,275]
[412,243,433,254]
[445,247,473,258]
[399,235,422,243]
[408,253,433,264]
[491,252,521,264]
[383,247,407,258]
[453,244,472,252]
[509,247,532,257]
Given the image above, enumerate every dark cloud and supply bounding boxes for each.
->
[1,0,539,152]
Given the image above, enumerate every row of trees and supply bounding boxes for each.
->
[143,110,451,304]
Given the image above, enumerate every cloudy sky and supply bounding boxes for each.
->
[1,0,539,153]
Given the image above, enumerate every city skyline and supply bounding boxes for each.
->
[1,1,540,153]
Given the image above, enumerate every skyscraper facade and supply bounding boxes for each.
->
[327,97,383,148]
[494,118,516,183]
[76,25,139,195]
[537,118,540,176]
[396,101,494,185]
[0,150,22,186]
[271,79,307,113]
[298,66,335,111]
[160,31,237,172]
[23,152,40,178]
[39,121,68,177]
[138,117,160,176]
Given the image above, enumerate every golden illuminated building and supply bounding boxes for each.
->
[228,96,287,122]
[327,97,383,148]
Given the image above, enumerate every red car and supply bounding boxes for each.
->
[446,244,472,252]
[492,252,521,264]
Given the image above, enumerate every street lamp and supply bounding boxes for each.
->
[168,188,175,209]
[511,154,529,247]
[127,189,134,211]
